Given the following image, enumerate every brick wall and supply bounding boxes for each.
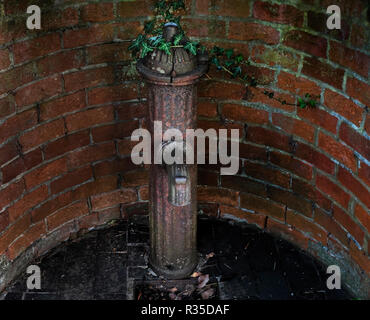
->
[0,0,369,297]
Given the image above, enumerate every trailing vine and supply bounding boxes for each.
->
[128,0,318,109]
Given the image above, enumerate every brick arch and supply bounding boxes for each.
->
[0,0,369,298]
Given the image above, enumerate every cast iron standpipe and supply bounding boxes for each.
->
[137,23,208,279]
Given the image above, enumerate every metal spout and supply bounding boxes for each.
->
[162,141,191,207]
[167,164,191,206]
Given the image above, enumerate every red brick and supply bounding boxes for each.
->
[67,142,115,169]
[349,241,370,275]
[350,24,368,49]
[315,208,349,246]
[332,205,364,246]
[0,214,30,255]
[198,170,218,187]
[198,119,243,133]
[0,63,37,95]
[122,170,149,188]
[0,49,10,69]
[47,201,89,231]
[92,121,140,143]
[0,108,38,144]
[64,67,114,92]
[277,72,321,97]
[302,57,344,90]
[15,75,62,108]
[13,33,61,64]
[294,143,335,175]
[138,186,149,201]
[78,212,99,230]
[298,107,338,134]
[8,185,48,223]
[366,115,370,136]
[25,158,68,190]
[220,205,265,228]
[116,21,143,40]
[118,139,140,157]
[0,179,25,210]
[268,186,314,217]
[116,103,147,120]
[0,211,9,233]
[199,80,246,100]
[63,24,115,49]
[197,101,217,118]
[321,0,365,17]
[94,158,138,178]
[229,22,280,44]
[272,113,315,143]
[7,221,45,260]
[43,7,79,30]
[245,161,290,188]
[346,77,370,106]
[253,1,303,26]
[196,0,250,17]
[267,219,308,249]
[286,210,326,243]
[221,175,267,197]
[339,122,369,159]
[239,143,268,162]
[51,166,93,195]
[242,65,275,85]
[251,45,299,71]
[88,84,139,105]
[81,3,114,22]
[330,41,369,78]
[0,139,18,166]
[283,30,327,58]
[318,132,357,171]
[355,204,369,233]
[20,119,65,152]
[87,43,131,65]
[246,86,296,112]
[337,167,370,208]
[316,174,350,209]
[36,50,85,78]
[0,95,15,118]
[222,104,269,124]
[91,189,137,211]
[97,206,121,222]
[241,193,285,221]
[270,151,313,180]
[66,106,114,132]
[44,130,90,160]
[2,149,43,184]
[246,126,291,153]
[197,186,239,207]
[40,91,86,121]
[325,90,364,126]
[117,0,152,17]
[183,18,226,38]
[358,162,370,187]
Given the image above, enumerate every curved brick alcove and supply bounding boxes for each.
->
[0,0,369,298]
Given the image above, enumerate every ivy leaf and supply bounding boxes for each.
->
[232,66,242,78]
[211,46,224,56]
[156,0,167,10]
[159,41,172,55]
[185,41,198,55]
[308,100,317,108]
[225,60,234,68]
[173,33,183,46]
[298,97,306,109]
[140,41,154,58]
[225,48,234,59]
[235,54,244,64]
[172,0,185,10]
[144,20,155,34]
[150,35,163,47]
[129,34,145,52]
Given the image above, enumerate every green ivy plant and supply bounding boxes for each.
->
[128,0,318,109]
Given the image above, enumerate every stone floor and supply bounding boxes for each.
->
[1,215,352,300]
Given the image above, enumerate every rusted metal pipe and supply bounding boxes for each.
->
[137,23,208,279]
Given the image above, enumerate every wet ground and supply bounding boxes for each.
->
[1,215,352,300]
